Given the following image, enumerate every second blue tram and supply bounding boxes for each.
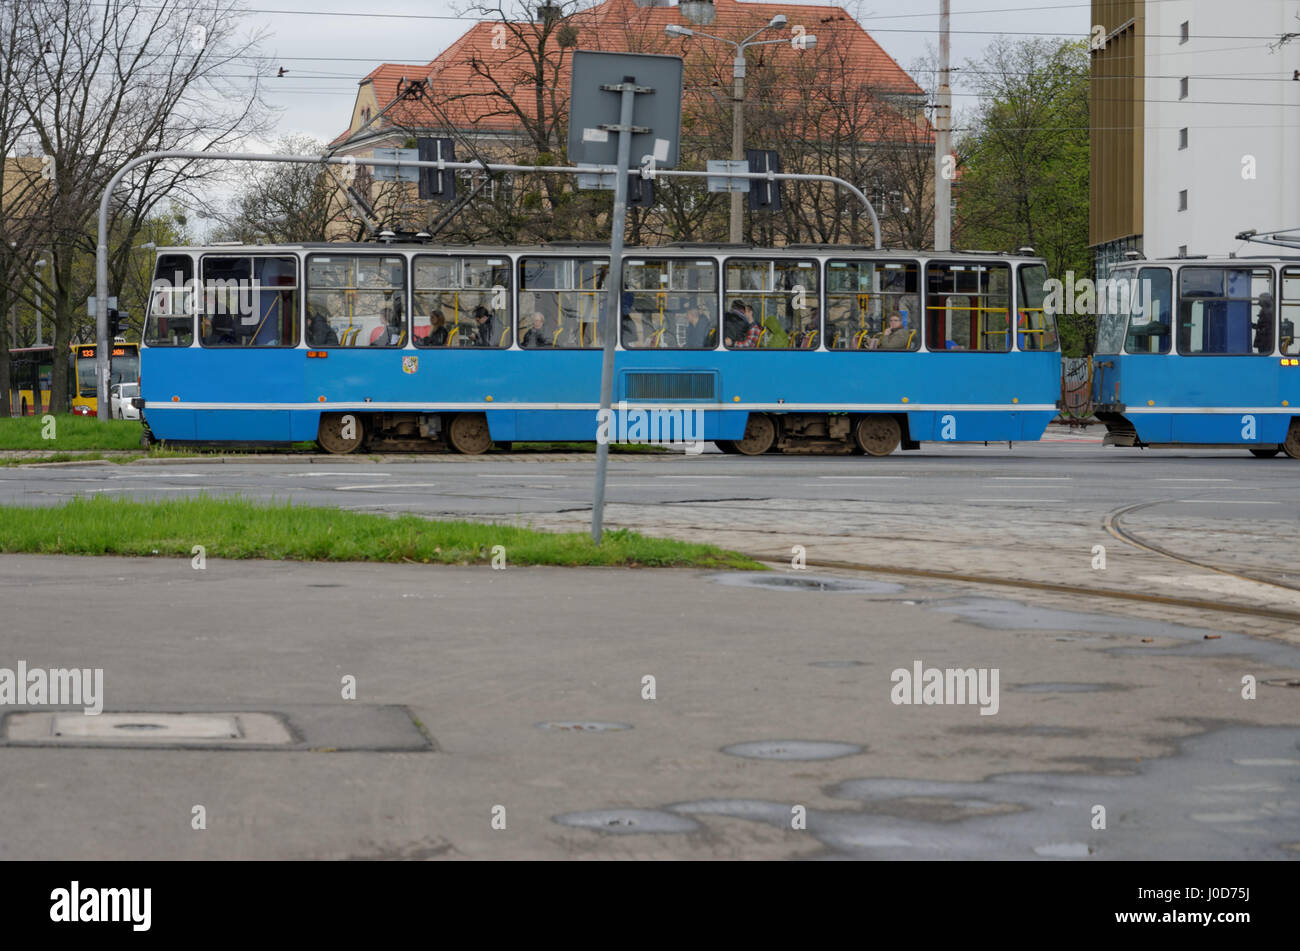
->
[138,242,1062,455]
[1092,254,1300,458]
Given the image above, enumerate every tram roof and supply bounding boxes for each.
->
[154,242,1047,262]
[1111,254,1300,266]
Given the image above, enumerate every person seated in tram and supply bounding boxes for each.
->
[370,305,404,346]
[869,312,911,349]
[306,308,339,347]
[760,310,790,348]
[469,305,500,347]
[723,299,749,347]
[419,310,448,347]
[794,312,819,348]
[521,312,549,348]
[679,306,713,349]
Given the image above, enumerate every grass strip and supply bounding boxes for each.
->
[0,495,763,569]
[0,416,144,450]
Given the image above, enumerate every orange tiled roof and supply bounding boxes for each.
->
[330,0,928,149]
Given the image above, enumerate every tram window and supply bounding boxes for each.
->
[1123,267,1172,354]
[412,256,511,348]
[621,259,718,349]
[1176,267,1272,355]
[1278,267,1300,355]
[1094,269,1131,355]
[145,254,195,346]
[518,257,608,349]
[925,262,1010,351]
[305,255,405,348]
[198,256,299,348]
[1015,264,1060,351]
[825,260,919,350]
[723,259,818,349]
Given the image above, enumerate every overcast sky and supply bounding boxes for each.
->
[251,0,1093,146]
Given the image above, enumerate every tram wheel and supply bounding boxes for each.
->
[317,412,365,454]
[1249,448,1281,458]
[714,440,739,454]
[854,415,901,456]
[1285,420,1300,460]
[733,414,776,455]
[448,413,493,455]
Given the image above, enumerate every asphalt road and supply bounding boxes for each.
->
[1,428,1298,859]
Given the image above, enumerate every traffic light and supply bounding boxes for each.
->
[107,308,128,337]
[746,149,782,212]
[627,171,654,208]
[417,137,457,201]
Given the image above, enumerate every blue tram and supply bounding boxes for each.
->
[1092,254,1300,458]
[138,242,1062,455]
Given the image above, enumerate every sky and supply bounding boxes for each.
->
[188,0,1092,235]
[248,0,1095,146]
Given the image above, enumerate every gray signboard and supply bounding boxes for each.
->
[567,51,683,170]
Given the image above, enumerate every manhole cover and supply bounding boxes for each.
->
[537,721,631,733]
[5,712,292,745]
[1033,842,1093,858]
[809,660,866,669]
[553,809,700,834]
[722,739,863,761]
[711,573,902,594]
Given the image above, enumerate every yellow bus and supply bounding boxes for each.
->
[6,342,140,416]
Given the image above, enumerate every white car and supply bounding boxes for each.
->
[111,382,140,420]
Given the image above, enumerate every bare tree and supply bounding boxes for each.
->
[1,0,272,412]
[208,135,345,244]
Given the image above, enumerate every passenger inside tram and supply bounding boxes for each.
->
[521,312,548,348]
[417,310,448,347]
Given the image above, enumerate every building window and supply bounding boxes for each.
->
[1179,77,1189,99]
[1180,21,1189,44]
[1178,190,1188,212]
[1179,127,1188,149]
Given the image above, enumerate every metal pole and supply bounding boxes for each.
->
[591,80,638,544]
[34,267,42,346]
[94,150,883,421]
[934,0,952,252]
[730,51,746,244]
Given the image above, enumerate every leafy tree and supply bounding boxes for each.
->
[955,37,1091,352]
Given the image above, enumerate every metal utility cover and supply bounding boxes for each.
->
[6,711,293,745]
[568,51,682,170]
[0,705,433,752]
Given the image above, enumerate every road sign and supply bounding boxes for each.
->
[577,163,616,190]
[417,138,456,200]
[746,149,782,211]
[87,296,117,316]
[373,148,419,182]
[567,51,682,171]
[566,50,683,545]
[707,160,749,193]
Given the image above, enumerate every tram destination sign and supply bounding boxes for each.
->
[567,51,682,171]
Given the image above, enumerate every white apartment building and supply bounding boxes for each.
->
[1092,0,1300,271]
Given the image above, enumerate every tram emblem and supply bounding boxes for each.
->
[402,356,418,375]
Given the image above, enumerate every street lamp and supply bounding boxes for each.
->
[666,15,816,242]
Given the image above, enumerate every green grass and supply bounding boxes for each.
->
[0,416,143,450]
[0,495,763,569]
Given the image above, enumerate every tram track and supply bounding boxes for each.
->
[544,495,1300,625]
[1102,499,1300,594]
